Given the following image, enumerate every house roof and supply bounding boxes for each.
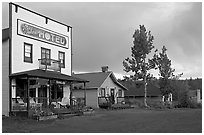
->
[124,82,161,96]
[73,71,128,90]
[2,28,9,41]
[9,69,89,83]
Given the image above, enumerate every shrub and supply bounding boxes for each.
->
[177,90,189,108]
[149,102,165,109]
[176,90,202,108]
[187,100,202,108]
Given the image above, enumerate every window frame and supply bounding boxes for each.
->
[100,88,106,97]
[24,42,33,63]
[41,47,51,65]
[58,51,65,68]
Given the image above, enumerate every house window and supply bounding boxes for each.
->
[118,89,122,97]
[100,88,106,97]
[59,51,65,68]
[41,47,51,65]
[24,43,32,63]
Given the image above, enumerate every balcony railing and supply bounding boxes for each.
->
[38,58,61,72]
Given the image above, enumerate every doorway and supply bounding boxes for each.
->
[110,88,115,104]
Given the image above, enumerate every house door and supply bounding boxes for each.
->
[38,85,47,107]
[110,89,115,104]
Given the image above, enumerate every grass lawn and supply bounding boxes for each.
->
[2,108,202,133]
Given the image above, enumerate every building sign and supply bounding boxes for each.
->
[17,19,69,48]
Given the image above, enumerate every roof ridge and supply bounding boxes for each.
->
[74,71,112,75]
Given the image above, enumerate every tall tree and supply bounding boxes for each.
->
[153,46,176,97]
[123,25,155,107]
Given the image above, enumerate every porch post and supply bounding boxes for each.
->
[27,77,30,111]
[84,82,86,106]
[48,79,51,106]
[70,82,73,108]
[9,78,12,115]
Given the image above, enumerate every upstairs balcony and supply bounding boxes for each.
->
[38,58,61,72]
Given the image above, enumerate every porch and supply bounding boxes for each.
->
[98,97,125,108]
[9,69,88,117]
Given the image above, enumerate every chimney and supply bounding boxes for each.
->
[101,66,109,72]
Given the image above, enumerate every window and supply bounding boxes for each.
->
[118,89,122,97]
[51,84,63,99]
[59,51,65,68]
[41,47,51,65]
[29,88,36,98]
[100,88,106,97]
[24,43,32,63]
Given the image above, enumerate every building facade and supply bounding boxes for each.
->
[2,3,87,116]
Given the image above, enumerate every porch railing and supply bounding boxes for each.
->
[38,58,61,72]
[11,97,28,111]
[98,97,125,105]
[98,97,111,105]
[117,97,125,104]
[11,97,49,111]
[11,97,86,112]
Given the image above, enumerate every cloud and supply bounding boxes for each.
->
[2,2,202,79]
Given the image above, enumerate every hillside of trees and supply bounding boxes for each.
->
[119,78,202,93]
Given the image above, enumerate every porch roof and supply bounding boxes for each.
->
[9,69,89,83]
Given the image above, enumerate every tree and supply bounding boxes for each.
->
[154,46,175,97]
[152,46,186,102]
[123,25,155,107]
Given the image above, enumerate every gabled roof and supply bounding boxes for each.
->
[124,82,161,96]
[2,28,9,41]
[73,71,128,90]
[10,69,89,83]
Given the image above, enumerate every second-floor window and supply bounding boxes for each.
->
[41,47,51,65]
[59,51,65,68]
[24,43,33,63]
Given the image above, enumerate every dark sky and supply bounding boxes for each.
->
[2,2,202,79]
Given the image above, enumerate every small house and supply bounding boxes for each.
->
[72,66,128,108]
[123,81,162,104]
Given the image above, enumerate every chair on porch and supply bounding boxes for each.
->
[29,97,43,110]
[17,96,27,105]
[57,97,69,108]
[16,96,27,110]
[30,97,36,107]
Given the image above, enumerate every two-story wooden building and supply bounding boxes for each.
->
[2,3,88,116]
